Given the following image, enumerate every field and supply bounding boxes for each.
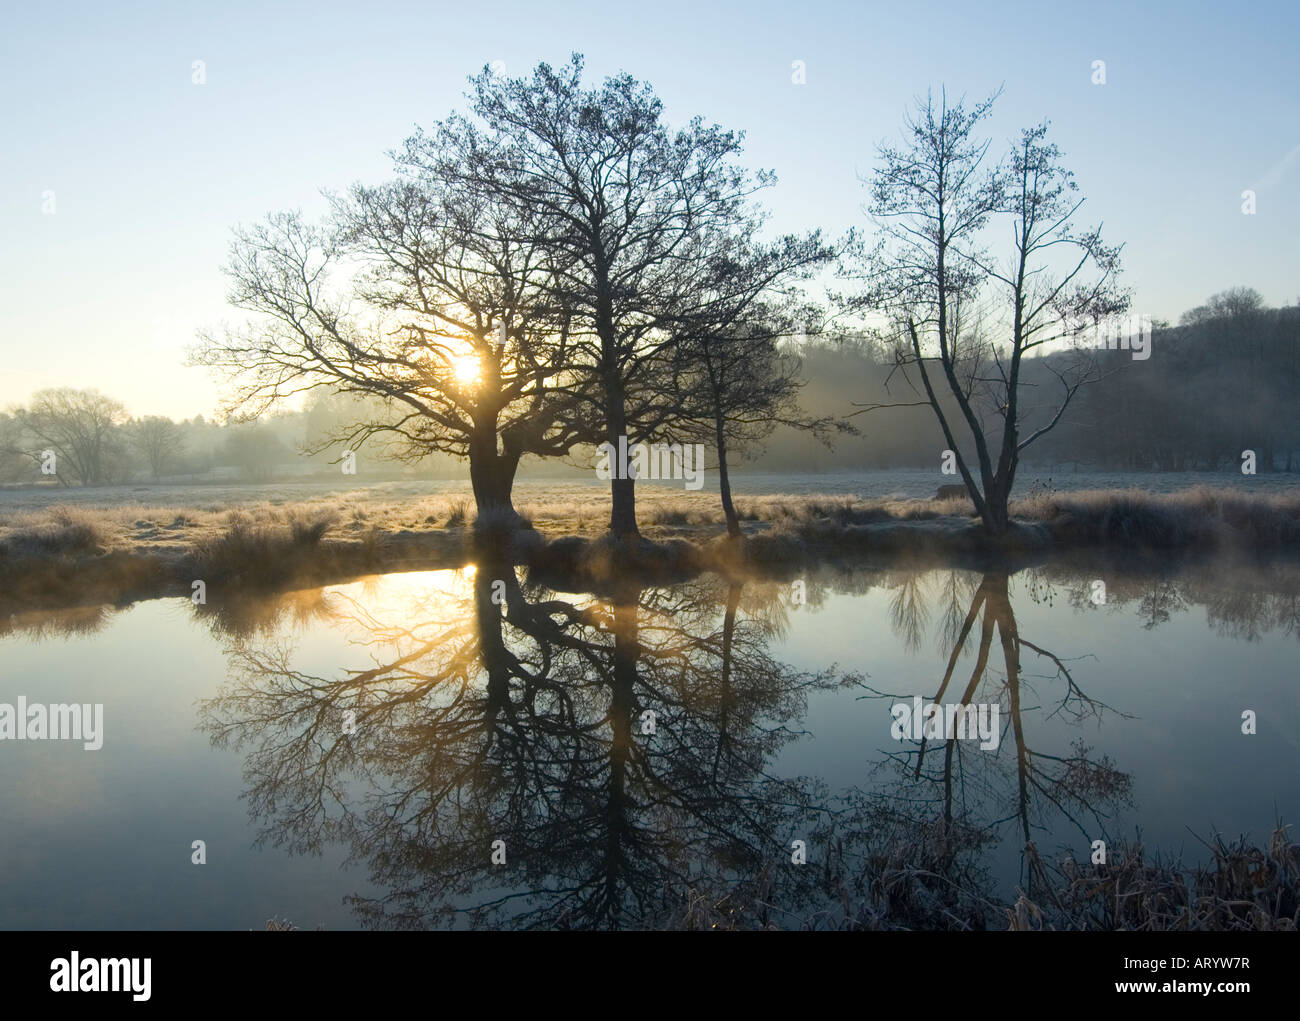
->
[3,469,1300,620]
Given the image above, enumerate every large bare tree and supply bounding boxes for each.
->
[193,173,578,517]
[127,415,185,479]
[405,55,792,540]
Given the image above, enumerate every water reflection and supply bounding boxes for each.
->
[198,561,854,928]
[857,569,1132,907]
[184,556,1297,928]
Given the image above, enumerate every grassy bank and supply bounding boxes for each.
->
[3,485,1299,613]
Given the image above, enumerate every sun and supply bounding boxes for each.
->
[451,354,480,387]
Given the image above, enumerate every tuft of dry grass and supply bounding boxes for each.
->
[261,916,324,931]
[444,499,469,527]
[471,504,530,532]
[1018,823,1300,931]
[0,505,105,556]
[190,511,336,585]
[1015,485,1300,549]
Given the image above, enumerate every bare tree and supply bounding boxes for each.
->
[127,415,185,479]
[192,173,577,516]
[407,54,788,540]
[669,232,845,536]
[220,423,292,483]
[848,92,1127,534]
[1179,286,1264,326]
[17,387,129,486]
[333,179,582,514]
[0,411,36,484]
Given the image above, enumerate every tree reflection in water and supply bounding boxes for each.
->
[200,557,1297,927]
[854,569,1133,916]
[200,559,852,928]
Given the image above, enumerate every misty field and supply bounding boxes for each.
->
[3,469,1299,553]
[4,469,1300,621]
[4,467,1300,517]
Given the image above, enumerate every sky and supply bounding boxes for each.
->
[1,0,1297,419]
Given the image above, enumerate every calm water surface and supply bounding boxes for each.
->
[2,557,1296,928]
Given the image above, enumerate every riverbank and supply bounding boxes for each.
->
[3,485,1299,614]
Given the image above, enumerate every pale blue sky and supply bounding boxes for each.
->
[2,0,1296,418]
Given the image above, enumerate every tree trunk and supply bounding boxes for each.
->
[714,411,740,538]
[467,421,520,518]
[474,560,511,711]
[605,378,639,541]
[594,268,639,542]
[604,584,641,909]
[981,474,1010,536]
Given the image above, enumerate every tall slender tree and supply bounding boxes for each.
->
[670,233,844,536]
[847,91,1126,534]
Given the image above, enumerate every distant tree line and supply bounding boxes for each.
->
[6,289,1298,489]
[1028,288,1300,472]
[766,290,1300,475]
[0,391,340,486]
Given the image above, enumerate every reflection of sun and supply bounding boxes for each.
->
[452,354,480,387]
